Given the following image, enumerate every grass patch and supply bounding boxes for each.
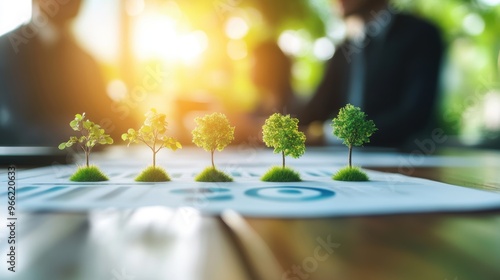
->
[333,166,369,181]
[135,166,170,182]
[195,167,233,182]
[261,166,301,182]
[70,165,108,182]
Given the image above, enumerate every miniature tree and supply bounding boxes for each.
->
[261,113,306,182]
[122,109,182,182]
[58,113,113,181]
[192,112,235,182]
[331,104,377,181]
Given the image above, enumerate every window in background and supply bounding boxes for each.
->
[0,0,31,36]
[72,0,120,63]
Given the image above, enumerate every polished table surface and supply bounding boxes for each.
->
[2,148,500,280]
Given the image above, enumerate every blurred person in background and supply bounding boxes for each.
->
[0,0,131,146]
[230,40,298,142]
[250,40,297,116]
[298,0,443,149]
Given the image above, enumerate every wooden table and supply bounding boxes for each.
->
[3,148,500,280]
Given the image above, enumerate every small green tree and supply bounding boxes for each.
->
[262,113,306,168]
[122,109,182,168]
[331,104,377,168]
[192,112,235,168]
[58,113,113,167]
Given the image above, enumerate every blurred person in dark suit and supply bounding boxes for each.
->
[298,0,443,148]
[0,0,129,146]
[229,40,298,142]
[251,41,297,116]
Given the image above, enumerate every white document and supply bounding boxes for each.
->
[3,148,500,218]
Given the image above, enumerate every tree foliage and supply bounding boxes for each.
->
[122,108,182,167]
[192,112,235,153]
[192,112,234,180]
[331,104,377,148]
[262,113,306,160]
[58,113,113,166]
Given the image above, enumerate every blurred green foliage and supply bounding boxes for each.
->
[393,0,500,141]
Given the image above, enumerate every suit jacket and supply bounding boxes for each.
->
[299,13,443,148]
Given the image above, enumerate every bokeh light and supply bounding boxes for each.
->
[133,14,178,60]
[107,80,128,101]
[462,13,485,36]
[225,17,249,40]
[478,0,500,6]
[313,37,335,61]
[278,30,305,56]
[483,92,500,131]
[178,31,208,64]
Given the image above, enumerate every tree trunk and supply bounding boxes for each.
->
[211,150,215,168]
[153,151,156,168]
[282,151,285,169]
[348,145,352,168]
[86,151,89,167]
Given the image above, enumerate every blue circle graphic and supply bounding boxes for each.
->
[278,189,302,194]
[245,186,335,202]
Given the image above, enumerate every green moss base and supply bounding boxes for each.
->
[135,166,170,182]
[195,167,233,182]
[70,165,109,182]
[333,166,369,181]
[261,166,301,182]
